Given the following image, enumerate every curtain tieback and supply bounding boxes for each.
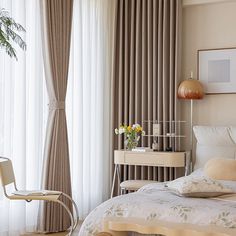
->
[48,101,65,110]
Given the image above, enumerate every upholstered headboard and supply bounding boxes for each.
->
[193,126,236,170]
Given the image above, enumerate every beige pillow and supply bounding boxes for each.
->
[204,158,236,181]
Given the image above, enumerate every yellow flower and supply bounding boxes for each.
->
[127,125,132,132]
[135,127,142,132]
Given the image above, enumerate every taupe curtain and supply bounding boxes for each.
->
[38,0,73,233]
[111,0,182,185]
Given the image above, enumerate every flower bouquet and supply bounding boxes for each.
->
[115,124,145,150]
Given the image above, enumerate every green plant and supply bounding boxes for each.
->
[0,8,26,60]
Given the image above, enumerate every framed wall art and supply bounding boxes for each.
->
[198,47,236,94]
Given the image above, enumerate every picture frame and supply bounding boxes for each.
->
[198,47,236,94]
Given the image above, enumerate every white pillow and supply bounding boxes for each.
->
[166,175,233,198]
[229,126,236,144]
[193,126,236,170]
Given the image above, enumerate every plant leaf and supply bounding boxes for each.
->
[0,8,26,60]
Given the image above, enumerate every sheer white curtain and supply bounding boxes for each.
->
[0,0,115,234]
[0,0,47,235]
[67,0,116,219]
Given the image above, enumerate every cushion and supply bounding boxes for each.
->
[120,180,157,191]
[193,126,236,170]
[166,175,233,198]
[204,158,236,181]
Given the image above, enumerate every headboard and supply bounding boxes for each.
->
[193,126,236,170]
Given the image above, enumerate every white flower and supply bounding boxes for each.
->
[119,127,125,134]
[115,128,119,134]
[132,123,140,129]
[142,131,145,135]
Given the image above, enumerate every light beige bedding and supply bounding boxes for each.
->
[79,170,236,236]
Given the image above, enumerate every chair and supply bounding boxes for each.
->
[0,157,79,235]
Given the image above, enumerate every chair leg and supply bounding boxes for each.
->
[55,200,74,236]
[62,193,79,230]
[120,188,126,195]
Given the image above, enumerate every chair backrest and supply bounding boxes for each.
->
[0,158,16,187]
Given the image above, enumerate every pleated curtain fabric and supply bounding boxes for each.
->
[111,0,182,186]
[38,0,73,233]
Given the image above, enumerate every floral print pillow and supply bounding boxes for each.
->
[166,176,233,198]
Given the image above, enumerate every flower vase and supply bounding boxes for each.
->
[124,135,140,151]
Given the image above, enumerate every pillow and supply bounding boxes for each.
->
[193,126,236,170]
[166,175,233,198]
[204,158,236,181]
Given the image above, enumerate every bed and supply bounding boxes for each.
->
[79,126,236,236]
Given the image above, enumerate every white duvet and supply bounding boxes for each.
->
[79,170,236,236]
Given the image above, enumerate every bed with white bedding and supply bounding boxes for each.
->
[79,170,236,235]
[79,126,236,236]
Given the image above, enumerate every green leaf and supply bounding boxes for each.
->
[0,8,26,60]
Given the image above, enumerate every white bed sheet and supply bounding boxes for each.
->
[79,170,236,236]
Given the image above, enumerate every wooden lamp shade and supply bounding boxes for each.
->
[178,79,204,100]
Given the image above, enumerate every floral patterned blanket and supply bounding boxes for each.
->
[79,178,236,236]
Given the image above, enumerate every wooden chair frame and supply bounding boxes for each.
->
[0,157,79,235]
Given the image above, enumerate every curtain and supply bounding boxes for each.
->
[0,1,116,234]
[67,0,116,219]
[38,0,74,233]
[112,0,182,186]
[0,0,47,235]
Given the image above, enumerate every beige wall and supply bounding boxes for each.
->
[182,1,236,149]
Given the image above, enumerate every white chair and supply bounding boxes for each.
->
[0,157,79,235]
